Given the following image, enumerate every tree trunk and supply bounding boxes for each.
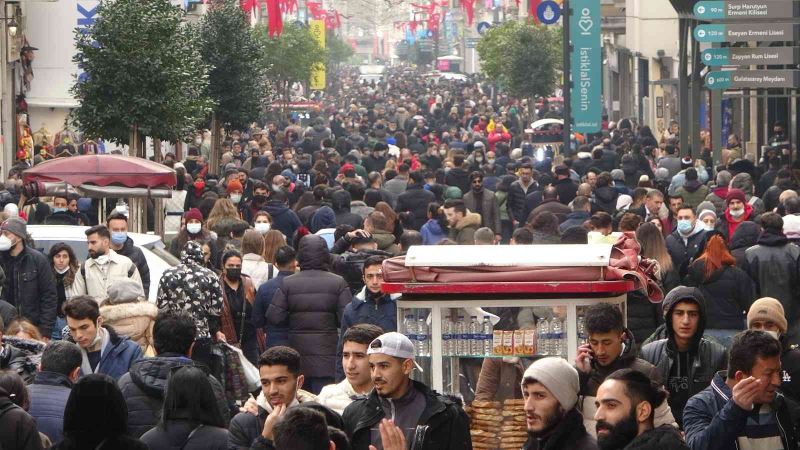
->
[128,124,145,234]
[210,113,221,176]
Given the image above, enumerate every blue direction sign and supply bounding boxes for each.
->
[694,1,798,20]
[694,23,797,42]
[477,21,492,35]
[570,0,601,133]
[706,70,800,89]
[702,47,799,66]
[537,1,562,25]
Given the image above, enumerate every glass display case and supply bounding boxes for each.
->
[382,244,635,450]
[395,296,627,399]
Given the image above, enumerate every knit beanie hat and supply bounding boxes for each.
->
[184,208,203,223]
[747,297,788,333]
[226,179,243,194]
[521,357,579,410]
[726,188,747,206]
[444,186,462,200]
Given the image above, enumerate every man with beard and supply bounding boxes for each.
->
[342,332,471,449]
[576,303,676,436]
[594,369,688,450]
[72,225,142,304]
[520,357,598,450]
[683,330,797,450]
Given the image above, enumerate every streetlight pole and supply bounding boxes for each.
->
[562,0,572,153]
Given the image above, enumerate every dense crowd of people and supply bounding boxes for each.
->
[0,66,798,449]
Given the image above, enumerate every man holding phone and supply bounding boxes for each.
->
[683,330,798,450]
[574,303,675,436]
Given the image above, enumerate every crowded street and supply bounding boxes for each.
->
[0,0,798,449]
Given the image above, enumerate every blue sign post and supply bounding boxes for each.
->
[570,0,602,133]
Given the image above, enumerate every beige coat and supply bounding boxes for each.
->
[72,249,143,304]
[99,301,158,355]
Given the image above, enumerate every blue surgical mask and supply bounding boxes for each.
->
[53,207,67,214]
[111,231,127,245]
[677,219,693,234]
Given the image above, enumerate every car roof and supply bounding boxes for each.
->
[27,225,162,247]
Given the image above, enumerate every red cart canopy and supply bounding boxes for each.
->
[23,155,176,188]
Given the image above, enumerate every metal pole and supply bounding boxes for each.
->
[563,0,571,153]
[690,21,702,160]
[678,18,689,155]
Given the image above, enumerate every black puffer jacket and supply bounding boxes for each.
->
[0,245,58,337]
[343,380,472,450]
[0,342,37,384]
[0,387,41,450]
[640,286,728,427]
[266,235,351,377]
[745,230,800,339]
[729,221,760,269]
[622,425,689,450]
[665,225,707,278]
[626,291,663,347]
[683,260,755,330]
[117,236,151,294]
[331,189,363,229]
[594,186,619,215]
[117,354,229,438]
[396,183,436,230]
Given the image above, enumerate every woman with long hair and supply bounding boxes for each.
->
[218,250,261,365]
[262,230,287,264]
[139,366,227,450]
[49,242,80,340]
[420,202,449,245]
[636,222,679,291]
[241,229,273,288]
[169,208,217,263]
[374,201,404,241]
[205,198,240,233]
[684,232,756,347]
[55,374,147,449]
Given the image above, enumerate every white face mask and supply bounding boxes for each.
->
[230,193,242,204]
[272,185,283,192]
[764,330,780,341]
[186,223,202,234]
[255,222,271,234]
[0,235,14,252]
[729,207,745,218]
[55,266,70,275]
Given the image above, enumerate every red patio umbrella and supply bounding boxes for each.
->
[23,154,176,188]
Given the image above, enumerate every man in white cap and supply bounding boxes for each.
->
[342,331,471,450]
[521,357,598,450]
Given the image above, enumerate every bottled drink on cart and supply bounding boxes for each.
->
[468,316,480,356]
[577,315,587,343]
[417,317,430,356]
[404,315,416,346]
[537,318,550,356]
[551,319,564,357]
[442,316,453,356]
[456,316,468,356]
[482,316,493,355]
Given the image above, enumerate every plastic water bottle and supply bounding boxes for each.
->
[468,316,480,355]
[417,317,430,357]
[404,315,416,346]
[442,316,453,357]
[577,315,587,343]
[482,316,493,355]
[551,319,564,357]
[537,318,550,356]
[456,316,468,356]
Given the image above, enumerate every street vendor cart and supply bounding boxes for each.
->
[381,244,639,450]
[382,244,637,396]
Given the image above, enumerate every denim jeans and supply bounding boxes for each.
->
[51,317,68,340]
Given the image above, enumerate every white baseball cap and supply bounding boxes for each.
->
[367,332,424,372]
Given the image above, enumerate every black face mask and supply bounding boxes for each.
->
[253,194,268,205]
[226,268,241,280]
